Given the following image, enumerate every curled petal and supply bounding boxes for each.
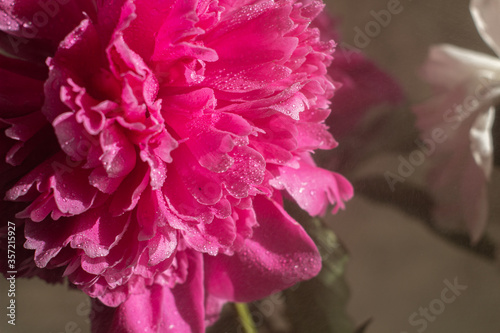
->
[91,251,205,333]
[271,155,353,215]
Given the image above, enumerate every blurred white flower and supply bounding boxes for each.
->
[413,0,500,242]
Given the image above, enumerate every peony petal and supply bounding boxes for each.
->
[53,112,99,163]
[100,123,137,178]
[89,167,125,194]
[220,146,265,199]
[183,216,237,256]
[68,209,131,258]
[91,251,205,333]
[205,196,321,302]
[51,167,98,216]
[295,122,338,150]
[203,0,297,94]
[24,217,72,268]
[43,16,106,120]
[109,162,150,216]
[147,227,178,266]
[271,154,353,215]
[204,294,226,327]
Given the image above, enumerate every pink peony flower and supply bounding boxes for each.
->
[1,0,353,331]
[413,0,500,242]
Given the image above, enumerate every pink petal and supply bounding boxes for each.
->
[68,209,131,258]
[109,162,150,216]
[100,123,137,178]
[271,154,353,215]
[24,217,72,268]
[205,196,321,302]
[91,251,205,333]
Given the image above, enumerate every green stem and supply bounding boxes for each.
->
[234,303,257,333]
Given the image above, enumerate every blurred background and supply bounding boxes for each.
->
[325,0,500,332]
[2,0,500,332]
